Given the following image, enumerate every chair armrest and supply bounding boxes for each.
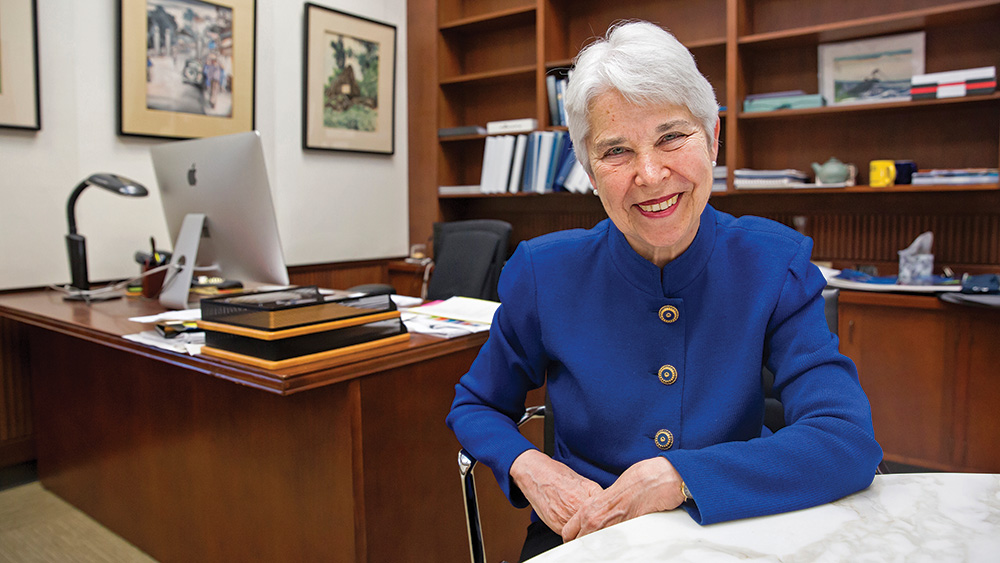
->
[458,405,546,563]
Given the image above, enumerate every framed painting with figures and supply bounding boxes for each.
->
[119,0,255,139]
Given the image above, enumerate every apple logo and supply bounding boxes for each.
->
[187,163,197,186]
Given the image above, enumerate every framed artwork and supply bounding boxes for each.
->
[0,0,41,130]
[119,0,256,139]
[818,32,925,106]
[303,3,396,154]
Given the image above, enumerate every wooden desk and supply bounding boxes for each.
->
[0,290,488,562]
[838,290,1000,473]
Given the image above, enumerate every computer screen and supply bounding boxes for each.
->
[150,131,289,308]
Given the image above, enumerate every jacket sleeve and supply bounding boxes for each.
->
[445,242,549,507]
[665,237,883,524]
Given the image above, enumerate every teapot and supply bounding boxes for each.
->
[811,157,856,185]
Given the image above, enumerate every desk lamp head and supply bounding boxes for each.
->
[65,173,149,291]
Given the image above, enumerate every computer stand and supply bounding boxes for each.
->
[159,213,205,310]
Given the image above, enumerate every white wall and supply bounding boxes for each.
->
[0,0,408,290]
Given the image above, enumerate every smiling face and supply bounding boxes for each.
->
[586,90,719,268]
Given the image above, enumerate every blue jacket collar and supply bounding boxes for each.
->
[606,205,718,296]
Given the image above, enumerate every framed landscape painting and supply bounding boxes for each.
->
[303,3,396,154]
[818,32,925,106]
[119,0,256,139]
[0,0,41,130]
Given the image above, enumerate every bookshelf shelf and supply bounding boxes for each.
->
[439,5,536,32]
[738,0,1000,46]
[738,92,1000,120]
[439,65,536,86]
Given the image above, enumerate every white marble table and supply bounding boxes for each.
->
[529,473,1000,562]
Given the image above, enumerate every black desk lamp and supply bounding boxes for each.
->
[66,173,149,292]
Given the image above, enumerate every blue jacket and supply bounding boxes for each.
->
[446,206,882,525]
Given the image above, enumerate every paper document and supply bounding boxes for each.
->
[124,330,204,355]
[400,312,491,338]
[403,296,500,325]
[129,308,201,324]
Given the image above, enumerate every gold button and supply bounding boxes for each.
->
[658,364,678,385]
[655,429,674,450]
[659,305,679,323]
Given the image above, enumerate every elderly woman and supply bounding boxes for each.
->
[446,20,882,560]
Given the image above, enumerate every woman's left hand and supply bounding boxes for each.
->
[561,456,686,542]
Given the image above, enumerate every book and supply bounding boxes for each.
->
[201,314,408,362]
[199,286,397,331]
[533,131,557,193]
[438,125,486,137]
[546,75,559,126]
[743,90,806,101]
[912,168,998,185]
[911,66,996,100]
[508,134,529,193]
[555,77,568,127]
[734,168,808,180]
[486,118,538,135]
[743,94,825,112]
[544,132,569,191]
[479,135,498,193]
[438,185,483,195]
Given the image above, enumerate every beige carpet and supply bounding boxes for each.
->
[0,482,156,562]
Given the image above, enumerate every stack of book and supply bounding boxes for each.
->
[545,69,572,126]
[743,91,825,113]
[438,125,486,138]
[911,66,996,100]
[712,165,728,192]
[197,286,409,369]
[911,168,999,185]
[734,168,811,189]
[469,130,591,195]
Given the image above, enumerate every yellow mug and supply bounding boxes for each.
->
[870,160,896,188]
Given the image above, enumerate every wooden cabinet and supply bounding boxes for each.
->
[838,290,1000,472]
[408,0,1000,273]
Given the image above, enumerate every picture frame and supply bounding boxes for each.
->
[0,0,41,130]
[303,3,396,154]
[818,32,925,106]
[119,0,256,139]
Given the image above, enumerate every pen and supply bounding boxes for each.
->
[150,236,160,265]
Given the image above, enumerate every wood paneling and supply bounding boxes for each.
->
[287,258,399,291]
[0,316,33,467]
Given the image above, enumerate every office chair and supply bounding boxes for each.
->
[459,406,545,563]
[426,220,512,302]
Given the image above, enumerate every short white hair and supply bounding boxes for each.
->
[564,21,719,174]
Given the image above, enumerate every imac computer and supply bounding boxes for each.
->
[150,131,289,309]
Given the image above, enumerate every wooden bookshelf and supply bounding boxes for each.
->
[408,0,1000,273]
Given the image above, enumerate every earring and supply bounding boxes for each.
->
[593,188,599,196]
[711,160,717,167]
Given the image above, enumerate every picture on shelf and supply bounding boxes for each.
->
[119,0,256,139]
[818,32,924,106]
[303,3,396,154]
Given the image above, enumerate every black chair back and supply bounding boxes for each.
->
[426,220,512,302]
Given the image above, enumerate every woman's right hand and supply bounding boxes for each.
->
[509,449,603,535]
